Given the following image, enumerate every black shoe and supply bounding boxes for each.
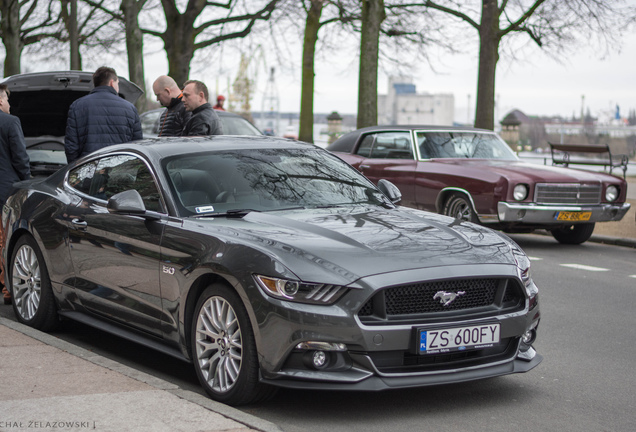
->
[3,296,11,305]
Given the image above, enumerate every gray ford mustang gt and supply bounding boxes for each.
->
[1,135,541,405]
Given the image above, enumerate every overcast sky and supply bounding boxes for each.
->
[57,3,635,127]
[185,27,636,126]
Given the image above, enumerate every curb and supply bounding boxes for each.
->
[0,316,283,432]
[588,234,636,248]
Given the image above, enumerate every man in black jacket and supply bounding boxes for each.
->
[0,83,30,304]
[182,80,223,136]
[65,66,142,164]
[152,75,191,136]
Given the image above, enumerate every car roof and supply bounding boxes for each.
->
[327,124,495,152]
[87,135,314,161]
[141,107,247,118]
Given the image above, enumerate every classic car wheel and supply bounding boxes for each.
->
[10,235,58,331]
[443,193,478,223]
[551,223,595,244]
[192,283,275,405]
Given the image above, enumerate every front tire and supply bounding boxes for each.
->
[551,223,595,244]
[10,235,58,331]
[191,283,275,405]
[443,193,478,223]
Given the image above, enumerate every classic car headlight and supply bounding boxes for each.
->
[255,275,347,305]
[605,185,619,202]
[513,184,529,201]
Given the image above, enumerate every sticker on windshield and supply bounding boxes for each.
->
[195,206,215,214]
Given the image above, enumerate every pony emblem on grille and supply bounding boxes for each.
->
[433,290,466,306]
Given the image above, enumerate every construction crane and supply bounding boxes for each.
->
[260,67,280,136]
[228,47,266,123]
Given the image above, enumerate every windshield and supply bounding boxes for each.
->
[27,149,67,165]
[220,115,262,135]
[164,148,386,216]
[416,131,518,160]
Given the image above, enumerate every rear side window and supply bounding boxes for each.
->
[354,132,414,159]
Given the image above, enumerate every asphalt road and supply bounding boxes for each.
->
[2,234,635,432]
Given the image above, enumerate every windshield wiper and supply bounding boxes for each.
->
[193,209,260,218]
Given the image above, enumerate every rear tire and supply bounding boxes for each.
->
[191,283,276,405]
[443,193,478,223]
[9,235,58,331]
[551,223,595,244]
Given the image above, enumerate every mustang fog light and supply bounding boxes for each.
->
[522,330,536,345]
[312,351,327,368]
[605,185,619,202]
[513,184,529,201]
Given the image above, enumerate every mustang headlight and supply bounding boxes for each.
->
[255,275,347,305]
[605,185,619,202]
[512,247,538,310]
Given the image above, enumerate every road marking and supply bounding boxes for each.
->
[560,264,609,272]
[528,257,543,261]
[630,275,636,279]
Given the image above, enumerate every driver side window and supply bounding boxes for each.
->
[68,155,164,213]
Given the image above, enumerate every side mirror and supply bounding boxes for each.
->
[107,189,147,215]
[377,179,402,204]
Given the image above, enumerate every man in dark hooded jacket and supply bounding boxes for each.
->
[65,66,142,164]
[152,75,191,136]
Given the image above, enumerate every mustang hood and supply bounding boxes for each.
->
[217,206,518,284]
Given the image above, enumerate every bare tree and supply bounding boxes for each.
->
[84,0,150,110]
[57,0,119,70]
[397,0,636,130]
[140,0,280,88]
[0,0,62,76]
[356,0,385,128]
[294,0,355,142]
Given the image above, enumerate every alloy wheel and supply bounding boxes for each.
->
[195,296,243,393]
[12,244,41,321]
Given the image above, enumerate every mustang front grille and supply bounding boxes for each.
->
[534,183,601,205]
[358,277,524,325]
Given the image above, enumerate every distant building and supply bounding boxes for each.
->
[499,108,636,157]
[378,77,454,126]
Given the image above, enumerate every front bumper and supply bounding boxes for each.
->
[497,202,630,224]
[253,264,542,391]
[262,349,543,391]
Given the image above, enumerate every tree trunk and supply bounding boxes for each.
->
[299,0,324,143]
[160,0,201,87]
[0,0,24,76]
[69,0,81,70]
[474,0,500,130]
[357,0,385,129]
[121,0,147,112]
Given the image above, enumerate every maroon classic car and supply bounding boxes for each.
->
[327,125,630,244]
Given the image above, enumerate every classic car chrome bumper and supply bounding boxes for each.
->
[497,202,631,224]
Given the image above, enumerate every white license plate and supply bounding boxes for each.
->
[418,323,500,354]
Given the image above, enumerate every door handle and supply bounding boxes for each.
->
[359,164,370,171]
[71,218,88,230]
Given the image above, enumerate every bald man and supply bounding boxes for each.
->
[152,75,191,136]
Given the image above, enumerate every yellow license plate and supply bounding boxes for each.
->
[555,211,592,221]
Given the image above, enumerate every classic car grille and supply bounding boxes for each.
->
[358,278,524,325]
[534,183,601,205]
